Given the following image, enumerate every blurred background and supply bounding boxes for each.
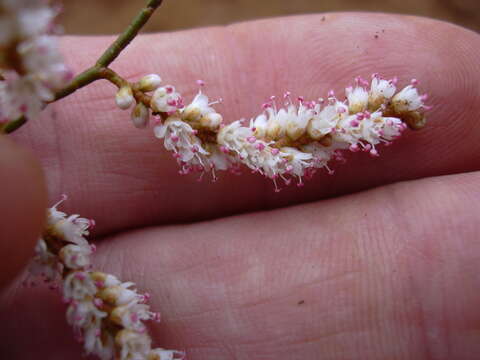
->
[62,0,479,34]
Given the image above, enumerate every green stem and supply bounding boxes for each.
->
[53,66,102,101]
[96,0,164,68]
[2,116,27,134]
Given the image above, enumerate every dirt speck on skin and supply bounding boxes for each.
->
[298,300,305,305]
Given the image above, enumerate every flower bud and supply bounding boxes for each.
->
[115,86,134,110]
[131,102,150,129]
[138,74,162,92]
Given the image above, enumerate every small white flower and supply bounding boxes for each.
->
[346,86,369,113]
[265,107,288,140]
[285,104,314,141]
[280,147,313,177]
[111,301,160,332]
[116,329,152,360]
[154,117,213,173]
[307,103,338,140]
[250,113,268,138]
[182,91,223,129]
[63,271,97,301]
[148,348,186,360]
[151,85,184,114]
[66,299,106,331]
[59,243,92,270]
[28,238,61,281]
[369,75,396,104]
[97,282,142,306]
[392,85,425,112]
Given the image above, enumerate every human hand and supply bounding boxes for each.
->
[1,13,479,359]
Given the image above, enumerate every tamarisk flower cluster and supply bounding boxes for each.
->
[116,73,430,190]
[0,0,71,123]
[28,196,185,360]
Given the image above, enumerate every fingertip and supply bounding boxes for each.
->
[0,135,47,288]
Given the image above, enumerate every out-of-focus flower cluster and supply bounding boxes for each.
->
[117,73,430,190]
[0,0,71,123]
[29,196,185,360]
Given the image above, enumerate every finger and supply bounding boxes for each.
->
[12,13,480,235]
[2,170,480,359]
[0,135,47,288]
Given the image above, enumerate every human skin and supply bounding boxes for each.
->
[1,12,480,360]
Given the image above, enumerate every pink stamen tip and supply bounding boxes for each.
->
[328,169,335,175]
[153,312,161,322]
[356,113,365,120]
[255,142,265,151]
[93,298,103,307]
[262,103,271,109]
[392,77,398,85]
[349,144,360,152]
[191,145,199,153]
[297,182,305,188]
[220,145,229,154]
[196,79,205,87]
[271,148,280,155]
[171,135,179,142]
[95,329,101,337]
[411,79,419,86]
[270,96,276,101]
[90,244,97,252]
[74,272,86,280]
[370,149,379,157]
[166,86,174,94]
[284,91,291,98]
[95,281,105,288]
[167,99,177,106]
[371,73,379,79]
[420,94,428,101]
[350,120,360,127]
[364,144,372,151]
[247,136,257,144]
[327,90,335,97]
[364,111,371,119]
[337,107,346,114]
[297,96,305,103]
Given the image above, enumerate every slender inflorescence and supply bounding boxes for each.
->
[28,195,185,360]
[115,73,429,190]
